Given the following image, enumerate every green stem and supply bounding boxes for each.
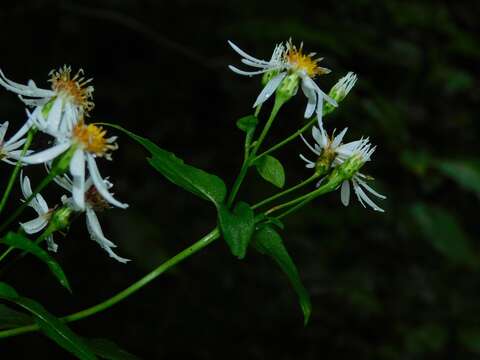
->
[253,117,317,163]
[0,227,221,339]
[252,173,319,210]
[276,197,313,220]
[0,130,35,215]
[227,98,285,207]
[265,175,341,216]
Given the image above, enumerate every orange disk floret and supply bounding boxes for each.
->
[285,40,331,78]
[49,65,95,114]
[73,121,117,157]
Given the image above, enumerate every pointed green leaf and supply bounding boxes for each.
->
[1,232,71,292]
[254,155,285,188]
[236,115,258,133]
[103,124,227,207]
[0,281,19,298]
[85,338,141,360]
[435,159,480,197]
[410,203,476,266]
[252,226,311,325]
[0,282,97,360]
[218,202,255,259]
[0,304,33,329]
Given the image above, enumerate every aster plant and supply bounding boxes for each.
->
[0,39,385,358]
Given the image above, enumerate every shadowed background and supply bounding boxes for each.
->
[0,0,479,358]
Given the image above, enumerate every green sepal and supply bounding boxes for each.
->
[252,226,312,325]
[218,202,255,259]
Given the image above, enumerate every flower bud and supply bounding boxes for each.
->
[275,73,299,102]
[324,72,357,115]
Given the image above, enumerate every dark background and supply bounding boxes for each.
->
[1,0,479,358]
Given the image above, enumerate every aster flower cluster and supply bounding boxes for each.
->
[0,66,129,262]
[229,39,385,212]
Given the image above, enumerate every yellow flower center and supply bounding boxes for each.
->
[73,122,117,157]
[285,41,330,78]
[49,66,94,114]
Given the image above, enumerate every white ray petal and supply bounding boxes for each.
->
[299,153,315,166]
[87,154,129,209]
[46,97,63,133]
[70,148,85,210]
[85,208,130,263]
[300,134,320,155]
[227,41,271,65]
[353,180,384,212]
[20,216,48,234]
[21,142,70,164]
[228,65,272,76]
[0,122,8,142]
[253,72,287,107]
[357,179,387,199]
[340,180,350,206]
[331,128,348,149]
[0,69,55,97]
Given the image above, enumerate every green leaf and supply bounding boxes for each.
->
[104,124,227,208]
[218,202,255,259]
[0,281,19,298]
[254,155,286,188]
[252,226,311,325]
[435,159,480,197]
[0,304,33,329]
[410,203,476,266]
[0,282,97,360]
[236,115,258,133]
[1,232,71,292]
[85,338,141,360]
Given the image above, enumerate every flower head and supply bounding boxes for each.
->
[0,65,94,137]
[20,121,126,211]
[19,173,58,252]
[56,174,130,263]
[300,123,386,212]
[228,39,337,125]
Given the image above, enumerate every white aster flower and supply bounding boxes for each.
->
[0,120,32,165]
[0,65,94,137]
[21,121,126,211]
[19,173,58,252]
[228,39,337,125]
[300,124,386,212]
[55,174,130,263]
